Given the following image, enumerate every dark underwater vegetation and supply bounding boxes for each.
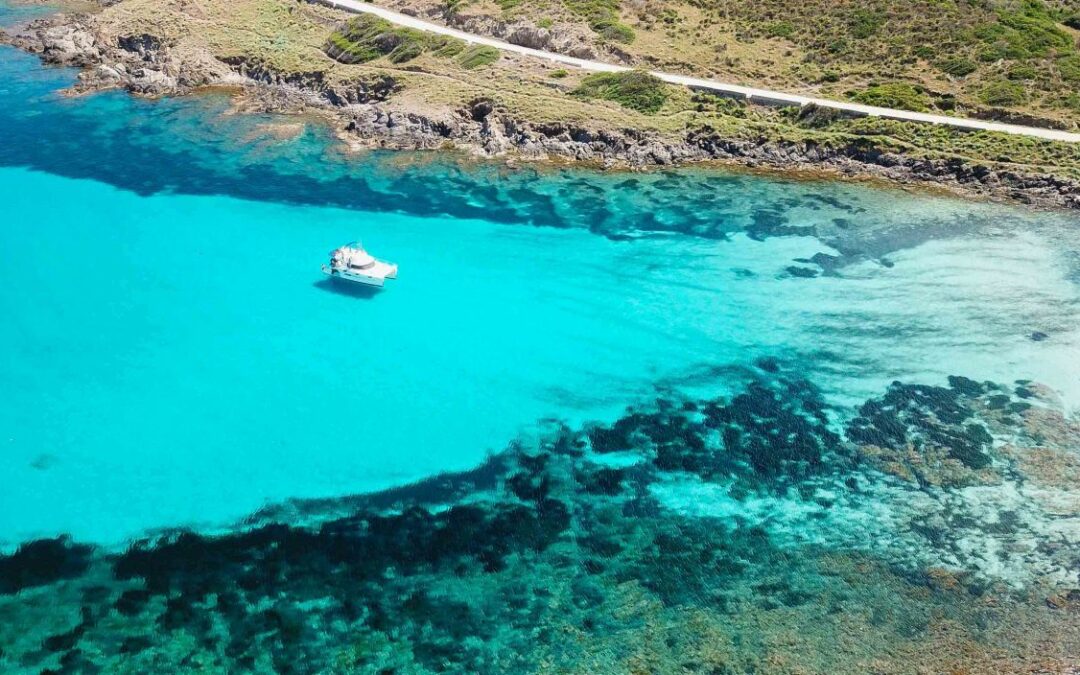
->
[2,369,1079,673]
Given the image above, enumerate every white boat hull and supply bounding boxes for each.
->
[322,265,389,287]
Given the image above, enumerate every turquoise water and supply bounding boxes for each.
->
[1,40,1080,547]
[4,9,1080,673]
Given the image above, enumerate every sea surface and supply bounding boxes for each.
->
[1,4,1080,672]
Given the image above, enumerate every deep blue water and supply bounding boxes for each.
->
[1,26,1079,548]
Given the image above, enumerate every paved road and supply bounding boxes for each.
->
[314,0,1080,143]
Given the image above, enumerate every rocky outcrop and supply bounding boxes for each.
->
[433,13,601,61]
[2,15,230,94]
[2,16,401,106]
[336,98,1080,210]
[220,55,402,105]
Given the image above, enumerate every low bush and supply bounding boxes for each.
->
[1006,63,1038,80]
[325,16,465,65]
[849,83,931,112]
[764,21,795,39]
[979,80,1027,106]
[972,4,1073,61]
[938,57,977,77]
[565,0,636,43]
[1057,55,1080,83]
[572,70,669,113]
[849,9,885,39]
[594,19,636,43]
[458,45,500,69]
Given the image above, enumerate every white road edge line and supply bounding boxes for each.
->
[313,0,1080,144]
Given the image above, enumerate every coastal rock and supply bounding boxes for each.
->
[13,19,104,66]
[220,55,401,106]
[128,66,175,93]
[505,24,551,50]
[91,63,122,82]
[443,12,597,61]
[116,33,163,59]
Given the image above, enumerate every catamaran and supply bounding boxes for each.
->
[321,242,398,288]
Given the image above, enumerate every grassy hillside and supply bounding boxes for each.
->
[427,0,1080,129]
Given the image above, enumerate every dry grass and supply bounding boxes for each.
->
[82,0,1080,179]
[383,0,1080,129]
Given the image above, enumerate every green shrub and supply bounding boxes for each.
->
[593,17,636,43]
[977,43,1009,62]
[325,35,370,63]
[564,0,635,43]
[388,41,424,64]
[938,57,977,77]
[537,17,554,29]
[1006,63,1038,80]
[850,83,931,112]
[1056,93,1080,111]
[764,21,795,39]
[457,45,500,69]
[849,9,885,39]
[431,39,466,58]
[1057,55,1080,82]
[972,4,1073,60]
[550,68,569,78]
[326,16,466,65]
[572,70,669,113]
[979,80,1027,106]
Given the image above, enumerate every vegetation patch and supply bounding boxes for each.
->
[973,2,1073,61]
[764,21,795,39]
[678,0,1079,119]
[980,80,1027,107]
[572,70,669,113]
[849,83,931,112]
[325,15,465,65]
[457,45,500,69]
[1057,55,1080,83]
[848,8,885,39]
[938,57,977,78]
[564,0,636,43]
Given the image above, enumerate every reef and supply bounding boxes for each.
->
[1,370,1079,673]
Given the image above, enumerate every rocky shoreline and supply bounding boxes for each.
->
[4,11,1080,212]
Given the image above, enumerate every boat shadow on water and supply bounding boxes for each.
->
[311,278,383,299]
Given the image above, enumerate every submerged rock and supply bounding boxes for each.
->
[847,379,998,484]
[0,537,93,594]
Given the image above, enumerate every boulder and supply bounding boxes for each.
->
[506,24,551,50]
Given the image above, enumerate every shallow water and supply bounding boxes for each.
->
[1,11,1080,672]
[2,40,1079,545]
